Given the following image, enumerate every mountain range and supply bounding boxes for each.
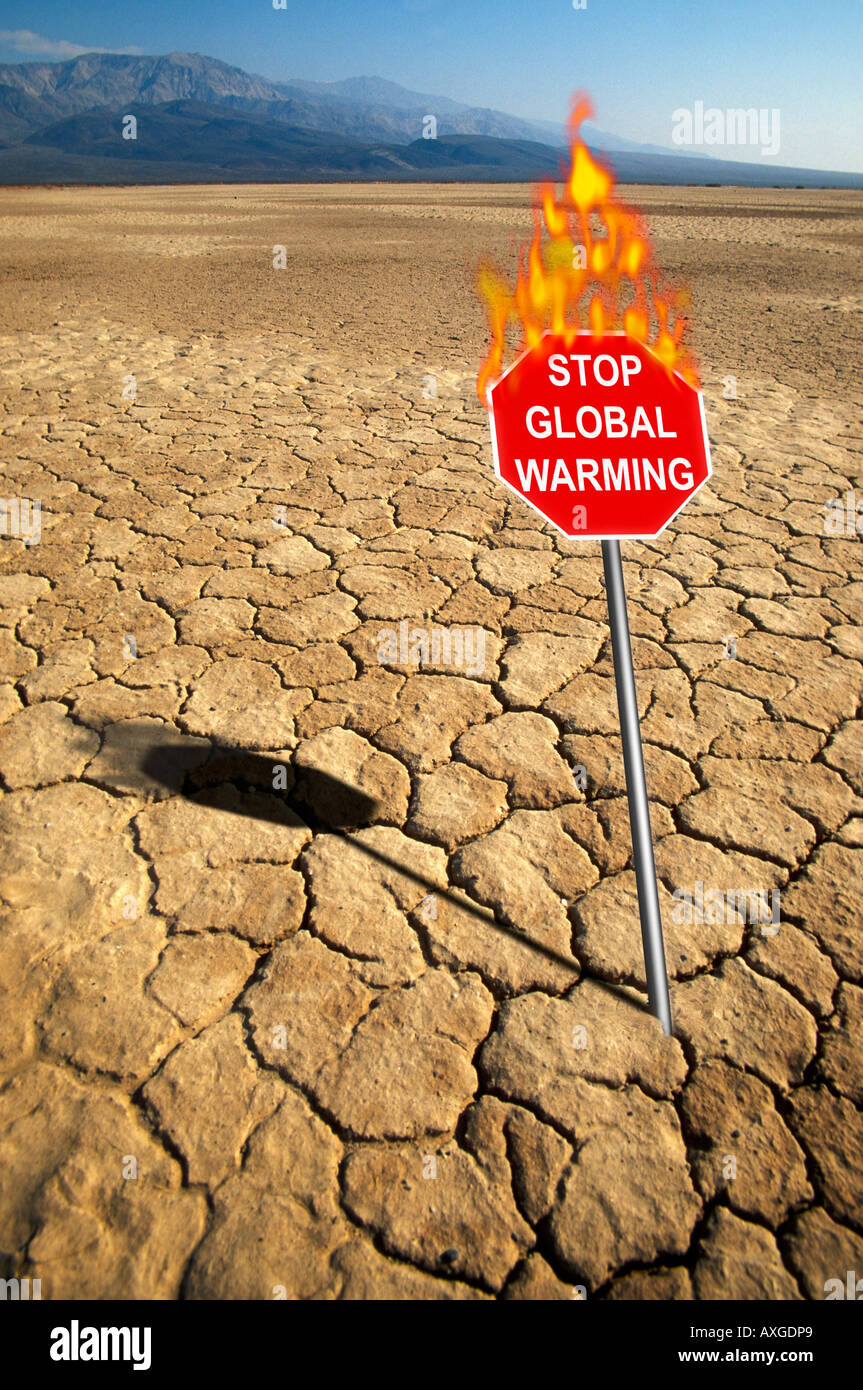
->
[0,50,859,187]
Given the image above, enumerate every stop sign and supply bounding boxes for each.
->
[487,330,711,539]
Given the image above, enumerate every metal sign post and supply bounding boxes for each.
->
[601,538,673,1035]
[485,334,710,1039]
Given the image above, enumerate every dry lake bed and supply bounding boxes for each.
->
[0,183,861,1300]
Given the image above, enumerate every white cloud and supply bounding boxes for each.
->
[0,30,143,59]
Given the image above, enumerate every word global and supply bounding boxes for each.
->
[524,401,678,439]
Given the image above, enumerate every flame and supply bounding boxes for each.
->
[476,94,699,403]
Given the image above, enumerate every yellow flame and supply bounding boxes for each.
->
[476,92,699,402]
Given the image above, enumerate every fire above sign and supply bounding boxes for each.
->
[487,329,711,539]
[474,94,717,1035]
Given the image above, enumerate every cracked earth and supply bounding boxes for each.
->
[0,184,861,1300]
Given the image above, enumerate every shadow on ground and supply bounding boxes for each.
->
[125,722,649,1012]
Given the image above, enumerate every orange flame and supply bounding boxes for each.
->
[476,94,699,403]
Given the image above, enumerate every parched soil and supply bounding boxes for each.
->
[0,183,861,1300]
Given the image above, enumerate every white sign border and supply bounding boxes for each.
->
[486,328,713,542]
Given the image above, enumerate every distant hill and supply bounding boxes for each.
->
[1,101,571,182]
[0,50,859,187]
[0,51,573,149]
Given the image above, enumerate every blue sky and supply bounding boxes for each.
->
[1,0,861,171]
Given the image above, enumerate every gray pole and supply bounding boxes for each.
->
[601,539,673,1036]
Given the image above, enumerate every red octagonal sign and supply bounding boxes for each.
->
[488,330,711,539]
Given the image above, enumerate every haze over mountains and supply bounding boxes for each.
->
[0,50,859,187]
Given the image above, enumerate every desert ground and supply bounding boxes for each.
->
[0,182,861,1301]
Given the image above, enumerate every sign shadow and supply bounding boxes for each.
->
[132,725,649,1014]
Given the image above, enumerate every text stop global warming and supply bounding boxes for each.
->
[513,349,696,495]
